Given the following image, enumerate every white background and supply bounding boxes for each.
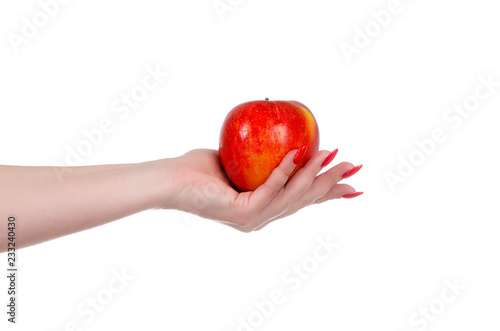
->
[1,0,500,330]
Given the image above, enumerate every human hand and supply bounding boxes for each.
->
[165,148,363,232]
[0,148,362,249]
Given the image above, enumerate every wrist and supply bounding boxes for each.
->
[143,157,181,210]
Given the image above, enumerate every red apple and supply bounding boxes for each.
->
[219,98,320,192]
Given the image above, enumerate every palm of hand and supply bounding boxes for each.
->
[174,149,246,223]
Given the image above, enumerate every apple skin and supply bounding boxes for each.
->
[219,99,320,192]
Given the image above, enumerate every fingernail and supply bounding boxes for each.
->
[341,164,363,179]
[342,191,364,199]
[321,149,338,168]
[293,145,308,164]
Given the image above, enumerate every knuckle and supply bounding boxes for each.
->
[274,165,291,181]
[261,183,279,198]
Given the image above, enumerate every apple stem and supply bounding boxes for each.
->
[265,97,269,101]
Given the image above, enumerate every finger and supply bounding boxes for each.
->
[249,149,326,230]
[253,183,356,231]
[293,161,354,206]
[249,149,299,211]
[279,161,358,218]
[261,150,346,219]
[254,161,355,231]
[253,151,331,230]
[252,214,281,231]
[252,210,297,231]
[260,150,330,214]
[254,160,363,231]
[312,183,356,204]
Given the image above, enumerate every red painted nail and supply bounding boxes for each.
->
[342,191,364,199]
[342,165,363,179]
[321,149,338,168]
[293,145,308,164]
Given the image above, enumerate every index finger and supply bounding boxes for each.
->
[249,149,299,211]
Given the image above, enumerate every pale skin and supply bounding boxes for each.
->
[0,149,361,252]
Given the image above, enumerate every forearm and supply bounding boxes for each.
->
[0,159,175,251]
